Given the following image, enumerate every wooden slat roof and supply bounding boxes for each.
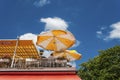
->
[0,40,39,59]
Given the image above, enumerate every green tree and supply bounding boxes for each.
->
[78,45,120,80]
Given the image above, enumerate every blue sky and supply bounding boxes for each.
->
[0,0,120,69]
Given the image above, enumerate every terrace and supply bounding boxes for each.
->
[0,40,73,71]
[0,39,81,80]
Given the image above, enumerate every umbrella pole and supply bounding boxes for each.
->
[10,36,19,68]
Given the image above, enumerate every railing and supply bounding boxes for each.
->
[0,58,72,69]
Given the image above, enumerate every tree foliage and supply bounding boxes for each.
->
[78,45,120,80]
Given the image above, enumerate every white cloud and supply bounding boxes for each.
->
[97,22,120,41]
[96,31,102,35]
[96,26,107,39]
[40,17,68,31]
[33,0,50,7]
[108,22,120,39]
[19,33,37,44]
[96,30,103,39]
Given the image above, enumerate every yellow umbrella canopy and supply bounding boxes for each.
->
[53,50,82,61]
[36,30,75,51]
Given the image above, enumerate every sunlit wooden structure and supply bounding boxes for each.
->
[0,40,39,59]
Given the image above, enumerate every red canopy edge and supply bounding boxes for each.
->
[0,71,77,75]
[0,74,81,80]
[0,70,82,80]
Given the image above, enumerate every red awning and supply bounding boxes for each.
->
[0,71,81,80]
[0,74,81,80]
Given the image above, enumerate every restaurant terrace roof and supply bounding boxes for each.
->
[0,40,39,59]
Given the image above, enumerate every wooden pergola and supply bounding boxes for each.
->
[0,40,39,59]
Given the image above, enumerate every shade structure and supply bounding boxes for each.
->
[0,40,39,59]
[53,50,82,61]
[36,30,75,51]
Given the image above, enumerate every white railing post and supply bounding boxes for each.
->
[10,36,19,68]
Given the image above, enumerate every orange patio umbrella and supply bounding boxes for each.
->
[36,30,75,51]
[53,50,82,61]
